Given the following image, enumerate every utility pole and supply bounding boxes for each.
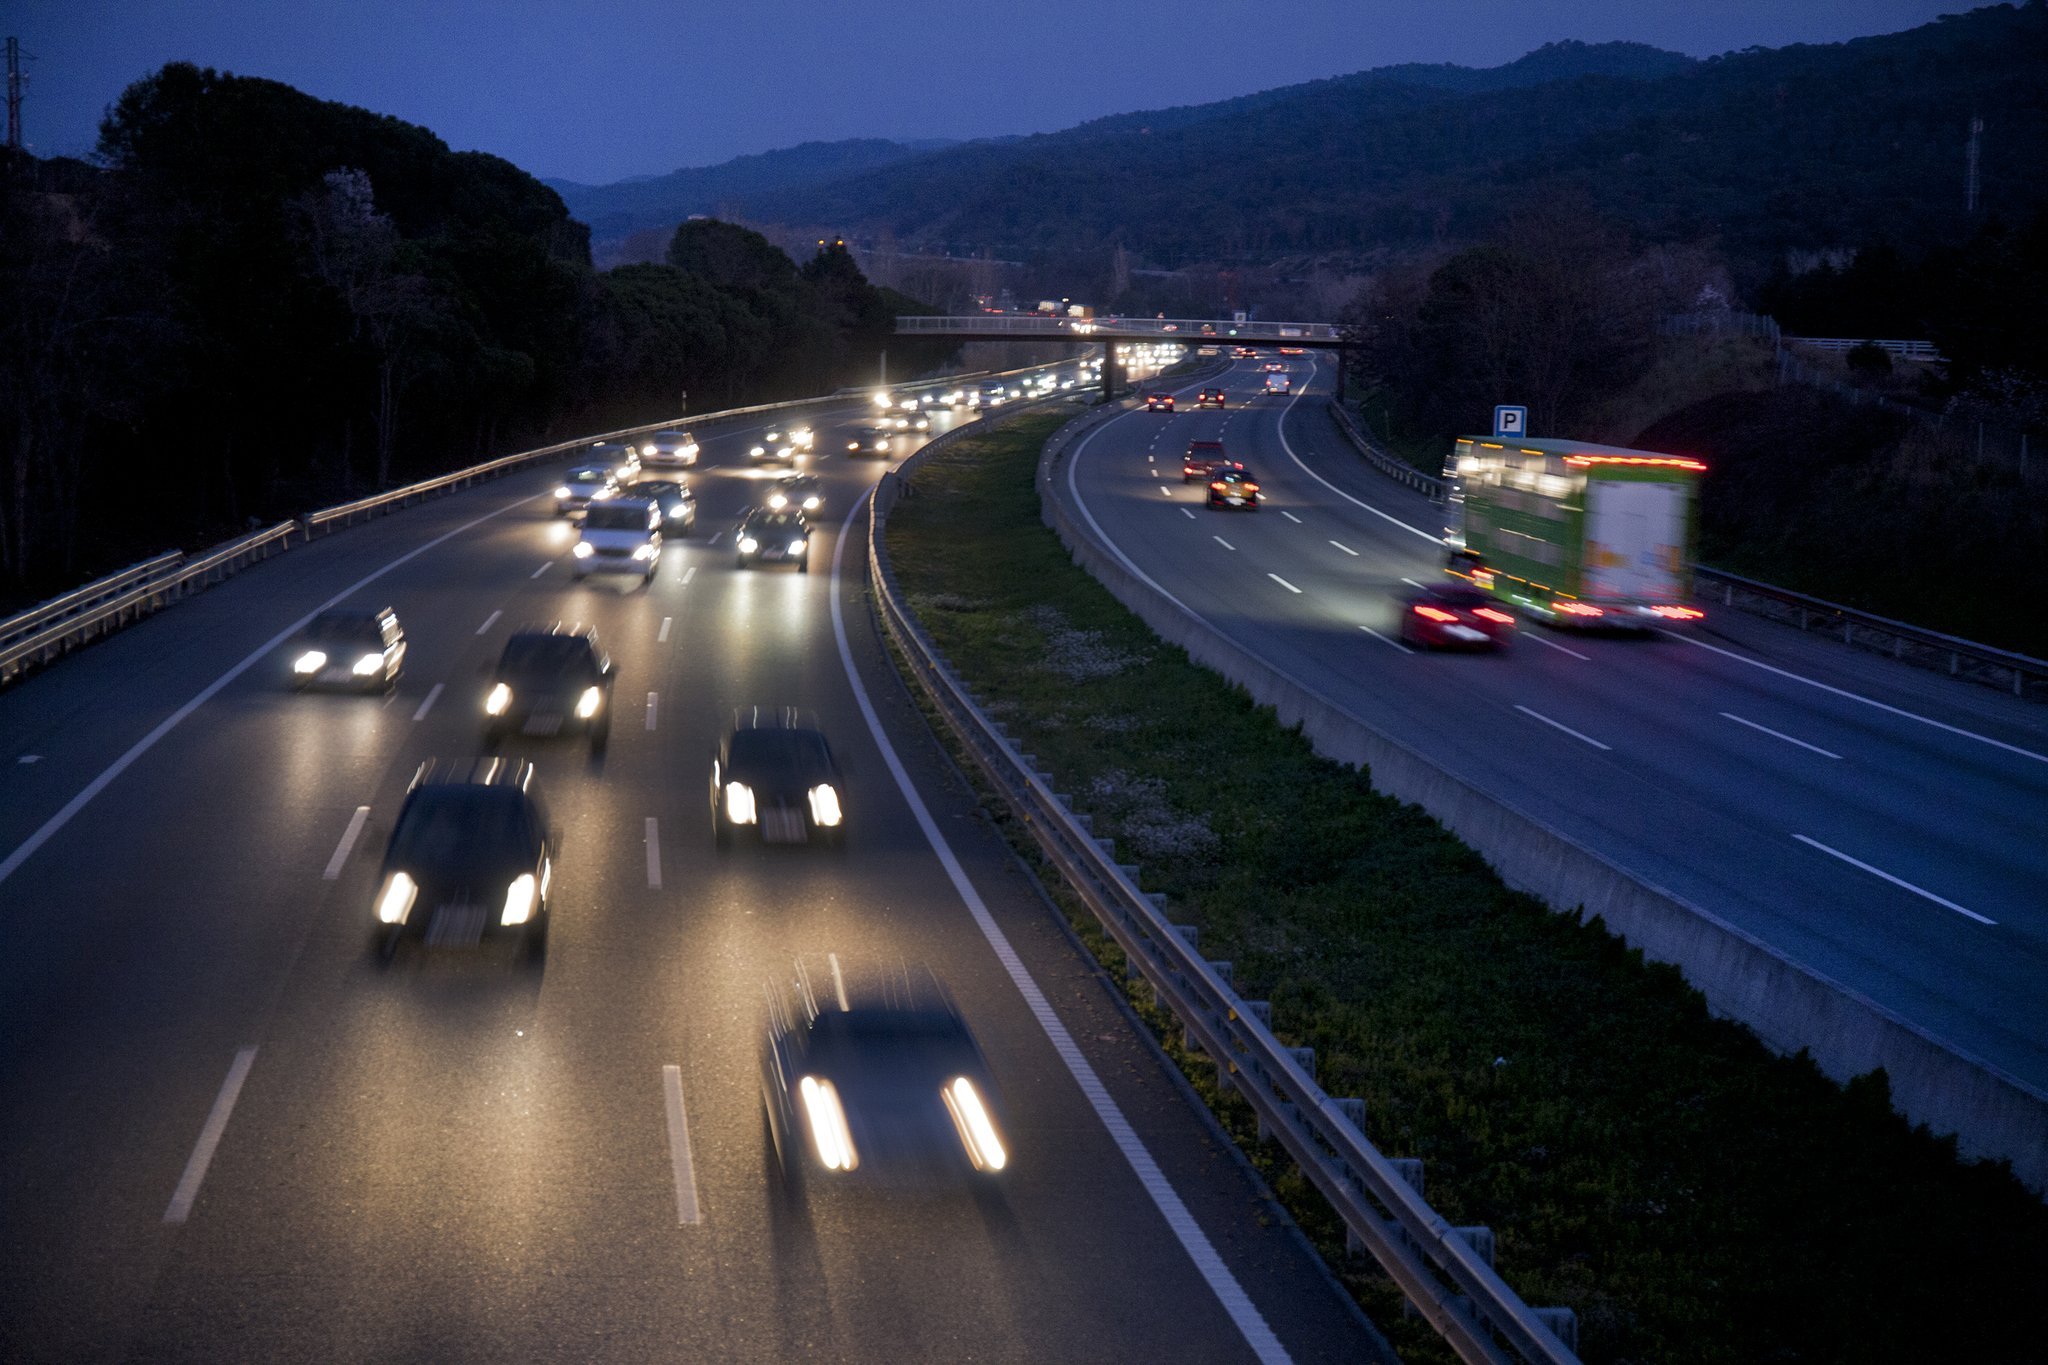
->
[1965,114,1983,213]
[5,37,27,152]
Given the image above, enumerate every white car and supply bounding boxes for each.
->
[555,466,619,516]
[573,499,662,582]
[639,430,700,469]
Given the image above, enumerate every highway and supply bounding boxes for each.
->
[0,390,1386,1363]
[1059,357,2048,1096]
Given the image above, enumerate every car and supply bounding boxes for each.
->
[1262,362,1287,373]
[589,442,642,486]
[1233,346,1257,359]
[1182,440,1229,483]
[845,425,896,457]
[1263,373,1292,396]
[1206,466,1262,510]
[554,466,619,516]
[1144,392,1175,412]
[747,426,811,465]
[1396,583,1517,650]
[482,624,614,753]
[370,758,552,961]
[289,607,406,691]
[636,478,697,533]
[573,498,662,582]
[735,508,811,572]
[1279,347,1305,356]
[766,474,824,514]
[1194,388,1226,409]
[710,709,846,847]
[637,429,700,470]
[760,961,1008,1193]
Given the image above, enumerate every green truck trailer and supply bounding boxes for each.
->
[1442,435,1708,628]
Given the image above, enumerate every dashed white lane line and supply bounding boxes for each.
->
[323,805,370,879]
[1524,632,1591,661]
[530,561,552,579]
[1400,577,1426,590]
[658,616,672,643]
[1328,541,1358,557]
[1722,711,1842,759]
[681,564,698,585]
[646,691,659,731]
[1180,508,1197,520]
[1360,625,1413,655]
[475,609,502,635]
[16,755,39,764]
[707,533,723,546]
[1159,486,1173,497]
[1279,510,1302,524]
[660,1065,703,1225]
[1792,835,1994,925]
[645,816,663,889]
[828,496,1290,1364]
[411,683,444,721]
[1267,574,1302,595]
[1213,536,1236,551]
[163,1046,258,1224]
[1514,704,1611,751]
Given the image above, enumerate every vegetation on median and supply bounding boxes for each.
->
[882,411,2048,1365]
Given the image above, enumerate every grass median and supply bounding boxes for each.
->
[881,409,2048,1365]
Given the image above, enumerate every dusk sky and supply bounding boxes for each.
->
[13,1,1975,185]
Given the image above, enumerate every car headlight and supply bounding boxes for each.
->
[768,492,788,508]
[807,784,842,827]
[592,487,614,500]
[500,872,537,927]
[576,686,602,719]
[632,542,657,560]
[788,539,807,555]
[749,445,765,457]
[847,441,860,451]
[554,485,572,499]
[641,443,657,455]
[799,1076,858,1172]
[376,871,418,925]
[724,781,756,825]
[352,652,384,676]
[573,540,595,558]
[293,650,327,674]
[801,496,820,511]
[738,536,759,554]
[942,1076,1007,1171]
[485,683,511,716]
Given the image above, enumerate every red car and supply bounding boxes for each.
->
[1206,467,1261,510]
[1194,388,1226,408]
[1397,584,1516,650]
[1145,392,1175,412]
[1183,441,1229,482]
[1232,347,1257,359]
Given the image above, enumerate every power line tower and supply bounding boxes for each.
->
[5,36,27,151]
[1965,113,1983,213]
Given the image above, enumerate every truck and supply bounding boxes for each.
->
[1263,372,1291,396]
[1441,436,1707,629]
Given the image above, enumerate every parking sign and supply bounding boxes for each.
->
[1493,405,1527,437]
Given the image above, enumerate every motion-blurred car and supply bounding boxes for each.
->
[846,425,896,457]
[734,508,811,572]
[760,962,1008,1191]
[370,758,552,960]
[1194,388,1227,408]
[573,498,662,582]
[1144,392,1175,412]
[1279,346,1305,356]
[290,607,406,691]
[766,474,824,514]
[589,442,641,486]
[747,426,812,465]
[1182,440,1229,483]
[1263,373,1292,396]
[1262,362,1287,373]
[1233,346,1257,359]
[554,465,619,516]
[482,624,614,752]
[638,429,700,470]
[1206,466,1261,510]
[636,479,697,533]
[710,708,845,847]
[1397,583,1516,650]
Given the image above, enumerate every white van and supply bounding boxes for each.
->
[1263,373,1292,397]
[574,499,662,582]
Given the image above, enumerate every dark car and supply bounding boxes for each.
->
[760,963,1008,1193]
[482,624,614,752]
[1397,583,1516,650]
[1183,440,1229,483]
[636,479,697,533]
[1206,466,1261,510]
[846,425,896,457]
[766,474,824,515]
[1144,392,1175,412]
[710,709,845,846]
[370,758,552,960]
[290,607,405,691]
[735,508,811,572]
[1194,388,1226,408]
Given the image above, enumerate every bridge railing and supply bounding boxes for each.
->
[895,314,1342,343]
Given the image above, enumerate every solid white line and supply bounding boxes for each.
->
[1514,704,1612,751]
[0,489,544,890]
[1180,508,1197,520]
[1793,835,1995,925]
[163,1046,257,1224]
[681,564,698,584]
[1279,510,1302,524]
[828,496,1288,1364]
[1270,358,1440,546]
[323,806,370,880]
[1267,574,1301,594]
[1722,711,1842,759]
[658,616,672,643]
[1667,632,2048,767]
[645,817,662,889]
[1359,625,1414,655]
[475,609,502,635]
[411,683,443,721]
[1524,632,1591,661]
[645,690,659,731]
[1212,536,1236,551]
[660,1065,703,1225]
[1328,540,1358,557]
[530,561,552,579]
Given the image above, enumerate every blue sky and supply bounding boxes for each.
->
[10,0,1976,184]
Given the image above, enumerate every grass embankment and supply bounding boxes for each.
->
[884,412,2048,1365]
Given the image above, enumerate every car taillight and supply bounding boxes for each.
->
[1244,484,1258,494]
[1474,608,1514,624]
[1415,606,1459,623]
[1650,605,1705,620]
[1556,602,1605,617]
[1210,481,1226,491]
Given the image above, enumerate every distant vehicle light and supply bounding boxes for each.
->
[485,683,512,716]
[575,687,603,719]
[725,781,756,825]
[800,1076,858,1172]
[808,784,843,828]
[376,871,418,924]
[500,873,537,927]
[293,650,328,674]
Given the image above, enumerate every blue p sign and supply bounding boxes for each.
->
[1493,405,1527,437]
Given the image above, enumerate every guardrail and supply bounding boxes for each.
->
[869,401,1581,1365]
[1692,565,2048,701]
[896,314,1341,343]
[1325,400,1448,498]
[1783,336,1945,363]
[0,551,185,683]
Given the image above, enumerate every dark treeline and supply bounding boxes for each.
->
[0,63,944,604]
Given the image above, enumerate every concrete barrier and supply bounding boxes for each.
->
[1035,410,2048,1197]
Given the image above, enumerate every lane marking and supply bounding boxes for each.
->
[658,616,672,643]
[1524,632,1590,661]
[1159,486,1173,498]
[660,1065,703,1225]
[323,806,370,880]
[1359,625,1414,655]
[1721,711,1842,760]
[163,1046,258,1224]
[829,496,1290,1364]
[1666,632,2048,767]
[1279,510,1302,524]
[828,952,850,1011]
[0,488,544,890]
[707,533,723,546]
[645,816,662,889]
[16,754,39,763]
[645,690,659,731]
[411,683,443,721]
[1514,704,1612,751]
[1212,536,1236,552]
[681,565,698,585]
[1328,541,1358,557]
[1400,577,1426,590]
[1180,508,1197,520]
[1793,835,1994,925]
[475,609,502,635]
[530,561,552,579]
[1268,356,1443,547]
[1267,574,1301,594]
